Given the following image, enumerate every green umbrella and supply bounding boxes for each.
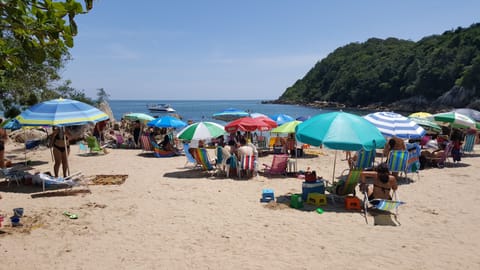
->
[123,113,154,123]
[408,117,442,133]
[430,112,476,129]
[177,121,226,141]
[271,120,302,133]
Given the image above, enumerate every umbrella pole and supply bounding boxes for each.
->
[332,150,337,184]
[294,136,298,173]
[24,128,27,165]
[62,127,70,176]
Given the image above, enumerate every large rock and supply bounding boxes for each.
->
[432,86,476,109]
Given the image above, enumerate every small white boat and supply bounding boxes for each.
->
[147,104,176,112]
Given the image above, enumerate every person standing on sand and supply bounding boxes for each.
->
[0,118,7,168]
[50,126,72,178]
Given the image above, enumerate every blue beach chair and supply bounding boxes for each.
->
[406,143,421,181]
[355,149,376,170]
[183,143,198,168]
[387,150,409,180]
[462,133,476,154]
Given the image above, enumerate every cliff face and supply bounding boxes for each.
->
[389,86,479,112]
[276,23,480,112]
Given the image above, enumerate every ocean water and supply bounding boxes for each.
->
[109,100,331,122]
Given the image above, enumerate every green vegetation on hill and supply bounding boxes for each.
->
[278,23,480,108]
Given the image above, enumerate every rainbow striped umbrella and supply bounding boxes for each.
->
[17,98,109,127]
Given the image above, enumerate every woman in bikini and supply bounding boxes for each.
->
[50,127,71,178]
[360,163,398,201]
[0,118,7,169]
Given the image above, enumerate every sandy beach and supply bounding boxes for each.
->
[1,139,480,270]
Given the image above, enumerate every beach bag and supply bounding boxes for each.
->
[304,170,317,182]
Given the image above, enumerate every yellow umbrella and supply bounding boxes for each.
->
[409,112,432,118]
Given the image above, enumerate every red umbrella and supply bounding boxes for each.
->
[253,116,277,129]
[225,117,273,133]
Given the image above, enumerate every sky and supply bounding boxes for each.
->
[61,0,480,100]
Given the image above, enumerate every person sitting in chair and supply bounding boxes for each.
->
[360,163,398,201]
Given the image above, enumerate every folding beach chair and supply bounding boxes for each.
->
[225,154,238,178]
[194,148,216,175]
[150,138,176,158]
[424,142,453,168]
[78,141,89,155]
[405,143,421,181]
[462,133,476,154]
[140,135,153,153]
[326,168,362,204]
[238,154,256,179]
[362,190,405,225]
[262,154,289,177]
[353,149,376,170]
[86,136,105,154]
[183,143,198,168]
[0,167,24,187]
[387,150,408,179]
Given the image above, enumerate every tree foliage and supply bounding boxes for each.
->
[0,0,94,118]
[279,23,480,107]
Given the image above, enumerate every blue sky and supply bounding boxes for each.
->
[61,0,480,100]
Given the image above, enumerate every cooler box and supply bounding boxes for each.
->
[302,180,325,201]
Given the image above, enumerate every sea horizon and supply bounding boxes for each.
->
[108,99,326,123]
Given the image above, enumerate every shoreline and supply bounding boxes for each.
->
[1,140,480,269]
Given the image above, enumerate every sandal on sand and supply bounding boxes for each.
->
[63,211,78,219]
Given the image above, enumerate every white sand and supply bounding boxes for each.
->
[1,141,480,270]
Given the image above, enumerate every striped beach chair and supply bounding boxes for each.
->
[462,133,476,154]
[406,143,421,181]
[194,148,215,173]
[238,154,256,179]
[327,168,362,204]
[354,149,376,170]
[363,190,405,225]
[387,150,408,180]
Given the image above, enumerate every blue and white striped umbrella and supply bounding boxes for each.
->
[364,112,426,139]
[17,98,109,127]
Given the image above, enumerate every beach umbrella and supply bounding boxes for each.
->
[250,112,268,118]
[296,115,311,121]
[408,117,442,133]
[452,108,480,122]
[270,113,295,125]
[212,108,249,122]
[296,111,386,184]
[253,116,277,129]
[224,117,272,133]
[17,98,109,127]
[123,112,154,123]
[147,116,187,129]
[1,118,22,130]
[177,121,226,141]
[296,112,386,151]
[271,120,302,134]
[430,111,476,129]
[408,112,432,118]
[364,111,426,139]
[17,98,109,181]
